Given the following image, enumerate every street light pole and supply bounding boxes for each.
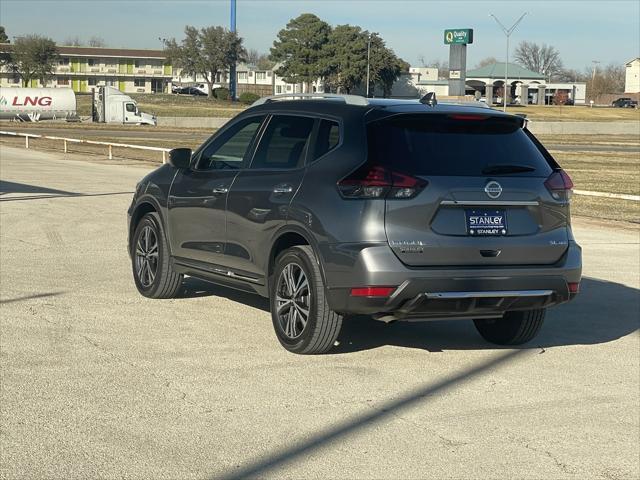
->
[591,60,600,81]
[229,0,237,102]
[490,12,528,112]
[366,34,372,98]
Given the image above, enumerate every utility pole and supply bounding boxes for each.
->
[229,0,237,102]
[489,12,528,112]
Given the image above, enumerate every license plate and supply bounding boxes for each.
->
[466,209,507,236]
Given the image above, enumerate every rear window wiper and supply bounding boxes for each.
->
[481,164,536,175]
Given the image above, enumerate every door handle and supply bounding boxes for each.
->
[212,186,229,194]
[273,184,293,194]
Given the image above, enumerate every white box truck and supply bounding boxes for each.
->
[93,86,156,125]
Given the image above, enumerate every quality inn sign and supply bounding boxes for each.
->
[444,29,474,45]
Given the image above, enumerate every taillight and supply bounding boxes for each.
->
[567,282,580,294]
[544,169,574,200]
[338,164,427,199]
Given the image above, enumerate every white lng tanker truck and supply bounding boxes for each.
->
[0,86,156,125]
[0,87,76,122]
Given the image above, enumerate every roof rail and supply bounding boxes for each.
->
[251,93,369,107]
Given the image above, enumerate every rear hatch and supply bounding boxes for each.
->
[366,112,571,267]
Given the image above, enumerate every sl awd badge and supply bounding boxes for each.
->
[484,180,503,199]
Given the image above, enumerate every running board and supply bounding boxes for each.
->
[173,257,263,284]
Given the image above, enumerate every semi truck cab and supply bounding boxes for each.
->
[94,86,157,126]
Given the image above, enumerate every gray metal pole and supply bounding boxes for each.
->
[489,12,527,112]
[229,0,237,101]
[366,36,371,97]
[504,34,509,112]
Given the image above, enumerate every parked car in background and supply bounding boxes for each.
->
[611,97,638,108]
[128,93,582,354]
[175,86,207,96]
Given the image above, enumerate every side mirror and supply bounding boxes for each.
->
[168,148,192,169]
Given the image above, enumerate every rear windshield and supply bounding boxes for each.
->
[367,114,552,177]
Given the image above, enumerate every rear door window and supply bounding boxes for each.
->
[367,114,552,177]
[311,119,340,161]
[250,115,315,169]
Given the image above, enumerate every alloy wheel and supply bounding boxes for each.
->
[275,263,311,339]
[135,225,158,288]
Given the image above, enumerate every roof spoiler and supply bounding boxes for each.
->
[514,113,529,128]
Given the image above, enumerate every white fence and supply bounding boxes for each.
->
[1,129,638,202]
[0,130,171,164]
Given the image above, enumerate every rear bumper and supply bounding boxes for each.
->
[320,240,582,320]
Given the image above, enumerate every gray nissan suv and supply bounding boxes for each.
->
[128,94,582,354]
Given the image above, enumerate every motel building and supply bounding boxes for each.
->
[172,63,324,97]
[0,44,323,97]
[0,45,173,93]
[412,62,587,105]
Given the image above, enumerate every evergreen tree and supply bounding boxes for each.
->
[270,13,332,92]
[323,25,368,93]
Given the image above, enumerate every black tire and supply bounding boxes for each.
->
[270,245,342,354]
[474,308,546,345]
[131,212,183,299]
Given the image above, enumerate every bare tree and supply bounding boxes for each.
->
[587,63,626,99]
[555,68,587,83]
[64,36,82,46]
[88,36,105,47]
[514,41,563,80]
[245,48,274,70]
[416,58,448,79]
[475,56,498,68]
[246,48,260,65]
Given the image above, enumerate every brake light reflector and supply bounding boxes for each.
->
[338,164,427,199]
[350,286,396,297]
[545,169,574,200]
[568,282,580,294]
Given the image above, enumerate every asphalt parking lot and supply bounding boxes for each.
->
[0,146,638,479]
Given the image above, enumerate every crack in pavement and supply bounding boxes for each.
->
[363,400,469,448]
[35,311,214,415]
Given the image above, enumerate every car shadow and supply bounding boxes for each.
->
[0,180,78,196]
[180,276,638,353]
[178,276,269,312]
[0,180,132,202]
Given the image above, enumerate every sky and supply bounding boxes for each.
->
[1,0,638,71]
